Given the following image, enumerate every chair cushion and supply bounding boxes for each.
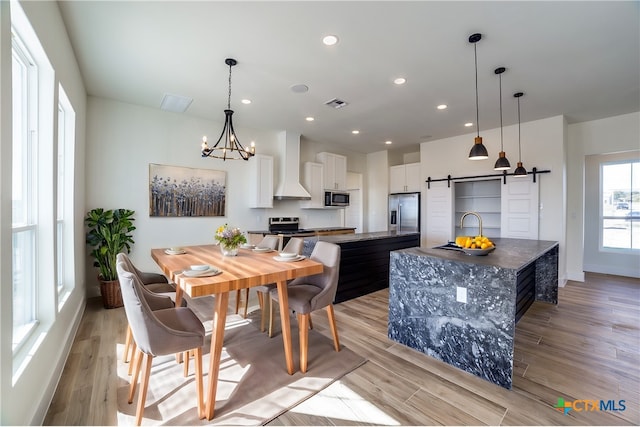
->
[145,282,187,307]
[254,283,277,293]
[151,307,205,356]
[271,284,322,314]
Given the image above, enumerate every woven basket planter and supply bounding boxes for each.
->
[100,279,123,309]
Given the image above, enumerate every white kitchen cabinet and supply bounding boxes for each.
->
[300,162,325,209]
[248,154,274,208]
[317,152,347,190]
[390,163,421,193]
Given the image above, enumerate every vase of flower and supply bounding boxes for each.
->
[219,243,239,256]
[215,224,246,257]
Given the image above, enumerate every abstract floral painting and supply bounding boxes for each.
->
[149,164,226,217]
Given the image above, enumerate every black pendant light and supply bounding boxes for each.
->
[201,58,255,160]
[493,67,511,170]
[513,92,527,177]
[468,33,488,160]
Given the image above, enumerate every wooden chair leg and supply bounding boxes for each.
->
[128,341,138,376]
[123,324,132,363]
[234,289,241,314]
[194,347,204,419]
[298,313,309,373]
[135,352,153,426]
[183,350,190,377]
[242,288,249,318]
[128,348,143,403]
[257,291,264,310]
[260,292,268,332]
[326,305,340,352]
[268,296,275,338]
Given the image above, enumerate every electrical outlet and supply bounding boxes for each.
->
[456,286,467,303]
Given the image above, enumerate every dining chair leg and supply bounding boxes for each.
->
[183,350,190,377]
[135,352,153,426]
[242,288,249,318]
[234,290,241,314]
[257,291,264,310]
[194,346,204,419]
[128,341,138,376]
[268,297,275,338]
[123,324,132,363]
[128,348,143,403]
[298,313,310,373]
[260,292,268,332]
[326,305,340,352]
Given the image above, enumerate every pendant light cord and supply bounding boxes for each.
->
[474,43,480,138]
[227,62,232,110]
[499,73,503,150]
[517,96,522,162]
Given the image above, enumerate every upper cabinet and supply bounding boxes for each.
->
[390,162,421,193]
[300,161,325,209]
[248,154,274,208]
[317,152,347,190]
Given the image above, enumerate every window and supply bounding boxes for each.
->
[601,160,640,250]
[56,85,76,306]
[11,32,39,350]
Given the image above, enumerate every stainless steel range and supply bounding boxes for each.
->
[268,217,315,236]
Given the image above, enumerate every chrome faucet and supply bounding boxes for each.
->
[460,211,483,236]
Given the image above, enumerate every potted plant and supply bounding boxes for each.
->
[85,208,136,308]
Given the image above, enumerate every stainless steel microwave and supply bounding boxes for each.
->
[324,191,350,207]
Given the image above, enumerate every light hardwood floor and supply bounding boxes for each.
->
[45,272,639,425]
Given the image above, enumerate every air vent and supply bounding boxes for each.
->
[325,98,349,109]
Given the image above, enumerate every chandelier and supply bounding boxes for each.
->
[201,58,255,160]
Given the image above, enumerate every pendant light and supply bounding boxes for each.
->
[493,67,511,170]
[513,92,527,177]
[468,33,488,160]
[201,58,255,160]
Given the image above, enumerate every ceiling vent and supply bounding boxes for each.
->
[160,93,193,113]
[325,98,349,109]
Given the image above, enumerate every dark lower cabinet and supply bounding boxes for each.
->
[304,233,420,304]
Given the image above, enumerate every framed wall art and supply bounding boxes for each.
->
[149,163,226,217]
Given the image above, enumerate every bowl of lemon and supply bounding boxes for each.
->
[455,235,496,256]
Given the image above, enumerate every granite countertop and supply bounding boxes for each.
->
[314,231,420,244]
[247,227,356,234]
[401,237,558,270]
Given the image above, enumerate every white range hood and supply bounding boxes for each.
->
[274,131,312,200]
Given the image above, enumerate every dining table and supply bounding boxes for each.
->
[150,244,324,420]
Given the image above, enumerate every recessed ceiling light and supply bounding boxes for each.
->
[305,117,315,122]
[323,35,338,46]
[385,140,393,145]
[290,84,309,93]
[352,130,360,134]
[437,104,447,110]
[241,99,251,104]
[464,122,473,127]
[394,77,406,85]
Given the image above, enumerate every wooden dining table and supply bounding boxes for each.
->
[150,244,323,420]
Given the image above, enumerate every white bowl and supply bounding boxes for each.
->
[278,252,297,258]
[169,247,183,252]
[190,264,209,271]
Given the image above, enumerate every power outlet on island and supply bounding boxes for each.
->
[456,286,467,304]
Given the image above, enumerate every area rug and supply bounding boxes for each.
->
[116,296,367,425]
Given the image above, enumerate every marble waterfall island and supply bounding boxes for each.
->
[388,238,558,389]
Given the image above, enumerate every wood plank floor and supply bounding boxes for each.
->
[44,272,639,425]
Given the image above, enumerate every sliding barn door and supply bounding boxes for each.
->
[501,177,539,239]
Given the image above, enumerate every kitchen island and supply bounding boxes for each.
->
[388,238,558,389]
[304,231,420,303]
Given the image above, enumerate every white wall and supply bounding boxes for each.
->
[85,97,365,292]
[567,112,640,280]
[0,1,87,424]
[366,150,389,232]
[421,115,568,282]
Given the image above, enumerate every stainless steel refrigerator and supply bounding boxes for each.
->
[389,193,420,233]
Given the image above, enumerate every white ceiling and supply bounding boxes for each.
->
[57,1,639,154]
